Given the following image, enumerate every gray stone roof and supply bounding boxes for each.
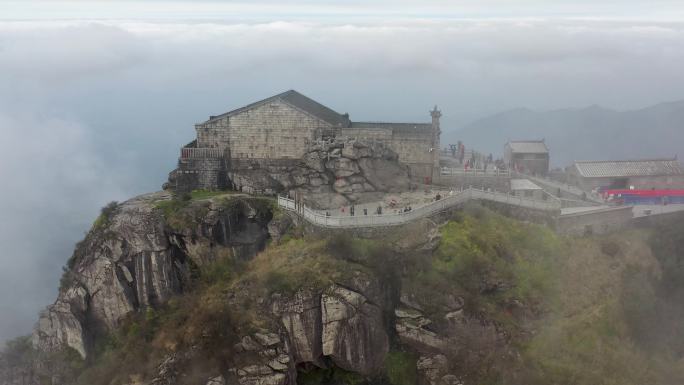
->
[203,90,351,127]
[573,158,684,178]
[506,140,549,154]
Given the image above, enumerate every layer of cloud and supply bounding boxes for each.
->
[2,1,684,21]
[0,111,128,342]
[2,17,684,343]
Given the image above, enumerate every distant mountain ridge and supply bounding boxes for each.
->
[451,100,684,167]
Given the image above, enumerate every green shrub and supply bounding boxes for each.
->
[199,256,238,285]
[92,201,119,230]
[154,197,189,217]
[384,350,417,385]
[264,270,297,294]
[65,239,86,269]
[298,366,365,385]
[190,189,230,200]
[398,205,563,352]
[1,335,35,366]
[600,240,622,257]
[59,267,78,292]
[326,234,391,265]
[155,198,209,231]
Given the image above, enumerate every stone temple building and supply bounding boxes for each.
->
[167,90,441,197]
[504,140,550,176]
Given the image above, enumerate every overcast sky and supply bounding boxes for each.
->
[2,0,684,344]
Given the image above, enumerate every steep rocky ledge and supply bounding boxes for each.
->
[153,274,394,385]
[33,192,273,359]
[8,191,666,385]
[19,198,521,385]
[227,139,412,209]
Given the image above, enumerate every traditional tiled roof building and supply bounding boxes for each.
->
[568,158,684,190]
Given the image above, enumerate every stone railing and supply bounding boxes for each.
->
[440,167,511,177]
[278,187,560,228]
[180,147,226,159]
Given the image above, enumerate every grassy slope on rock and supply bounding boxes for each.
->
[9,202,684,385]
[406,206,560,319]
[68,236,373,385]
[398,206,684,385]
[516,229,684,385]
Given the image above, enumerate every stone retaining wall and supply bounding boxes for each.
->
[340,126,435,182]
[172,157,228,193]
[556,206,633,236]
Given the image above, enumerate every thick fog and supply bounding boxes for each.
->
[2,0,684,343]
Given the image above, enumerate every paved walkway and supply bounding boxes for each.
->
[518,173,605,204]
[279,187,560,228]
[316,188,455,217]
[280,188,684,229]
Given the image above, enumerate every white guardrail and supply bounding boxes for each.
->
[278,187,561,228]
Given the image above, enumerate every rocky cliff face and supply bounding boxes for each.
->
[142,243,509,385]
[135,259,395,385]
[4,192,567,385]
[32,192,273,360]
[273,281,390,376]
[5,187,684,385]
[228,139,412,208]
[11,196,515,385]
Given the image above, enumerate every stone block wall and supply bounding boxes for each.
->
[390,130,433,165]
[173,157,228,193]
[556,206,633,236]
[633,210,684,228]
[340,127,392,142]
[196,100,332,160]
[342,126,435,181]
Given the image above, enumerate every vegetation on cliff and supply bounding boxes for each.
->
[5,200,684,385]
